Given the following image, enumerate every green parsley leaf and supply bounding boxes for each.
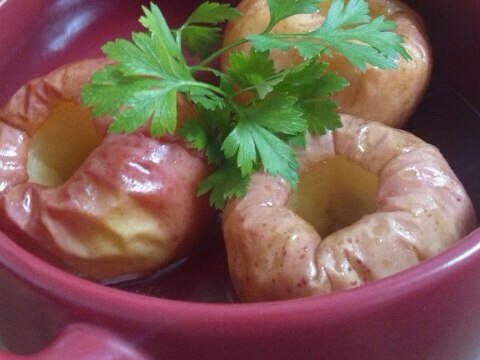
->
[180,117,208,150]
[252,125,298,187]
[311,0,410,70]
[286,133,307,148]
[81,65,154,117]
[305,71,349,98]
[82,3,229,136]
[139,4,184,65]
[197,160,250,209]
[250,0,410,70]
[226,50,278,99]
[273,60,341,97]
[239,96,306,135]
[81,0,409,208]
[180,2,240,59]
[109,87,177,136]
[245,34,325,60]
[223,98,302,185]
[265,0,320,31]
[323,0,370,26]
[272,60,348,135]
[183,85,225,110]
[180,105,230,165]
[182,25,222,59]
[301,98,342,135]
[186,2,240,25]
[100,35,184,79]
[222,117,257,176]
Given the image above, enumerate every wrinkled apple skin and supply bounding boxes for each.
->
[222,115,477,302]
[0,58,111,136]
[0,124,28,193]
[221,0,432,128]
[0,59,214,281]
[2,134,212,281]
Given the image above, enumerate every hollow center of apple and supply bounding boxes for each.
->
[288,155,378,238]
[27,102,101,187]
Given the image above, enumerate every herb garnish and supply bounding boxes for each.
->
[81,0,409,209]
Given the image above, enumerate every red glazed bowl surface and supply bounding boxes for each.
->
[0,1,479,359]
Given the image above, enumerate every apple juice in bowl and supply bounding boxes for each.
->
[0,0,477,304]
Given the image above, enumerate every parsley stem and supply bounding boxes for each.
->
[172,29,183,53]
[190,65,218,74]
[231,73,286,99]
[198,38,249,67]
[266,32,327,42]
[262,22,277,35]
[185,79,242,114]
[184,81,229,100]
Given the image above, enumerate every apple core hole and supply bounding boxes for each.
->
[26,102,101,187]
[287,155,378,238]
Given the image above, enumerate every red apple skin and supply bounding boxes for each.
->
[0,124,28,192]
[2,134,213,281]
[0,58,111,135]
[0,58,215,281]
[221,0,432,128]
[222,115,477,302]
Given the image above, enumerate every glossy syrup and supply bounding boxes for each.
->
[111,222,239,303]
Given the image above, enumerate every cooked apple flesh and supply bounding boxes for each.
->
[27,102,101,187]
[288,155,378,238]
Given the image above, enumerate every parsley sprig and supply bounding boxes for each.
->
[81,0,409,209]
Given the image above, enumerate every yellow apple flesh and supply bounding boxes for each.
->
[27,102,102,187]
[288,155,378,239]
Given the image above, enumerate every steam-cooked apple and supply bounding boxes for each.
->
[0,59,215,281]
[222,115,476,302]
[221,0,432,127]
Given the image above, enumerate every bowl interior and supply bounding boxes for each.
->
[0,0,479,304]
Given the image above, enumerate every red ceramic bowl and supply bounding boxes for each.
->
[0,1,479,359]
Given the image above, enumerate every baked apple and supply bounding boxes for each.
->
[221,0,432,127]
[0,58,215,281]
[222,115,477,302]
